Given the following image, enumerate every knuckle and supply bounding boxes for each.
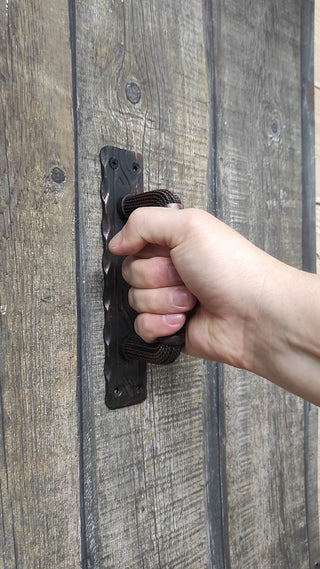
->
[121,260,130,282]
[128,287,137,309]
[147,270,160,288]
[135,314,156,342]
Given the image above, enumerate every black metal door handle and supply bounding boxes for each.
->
[118,189,186,364]
[101,146,185,408]
[118,188,183,219]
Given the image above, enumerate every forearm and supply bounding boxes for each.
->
[245,261,320,405]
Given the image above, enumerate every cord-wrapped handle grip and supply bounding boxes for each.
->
[118,189,185,365]
[122,328,185,365]
[118,189,183,220]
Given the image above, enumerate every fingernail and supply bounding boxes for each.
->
[109,231,123,251]
[164,314,185,327]
[171,288,192,308]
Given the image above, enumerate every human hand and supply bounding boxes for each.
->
[108,207,278,368]
[108,205,320,404]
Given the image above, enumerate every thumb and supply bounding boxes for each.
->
[108,206,187,256]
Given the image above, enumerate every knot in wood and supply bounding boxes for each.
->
[125,82,141,105]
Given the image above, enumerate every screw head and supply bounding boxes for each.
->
[109,157,119,169]
[113,386,122,397]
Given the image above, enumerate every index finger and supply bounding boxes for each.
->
[108,207,187,256]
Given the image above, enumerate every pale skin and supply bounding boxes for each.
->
[109,207,320,406]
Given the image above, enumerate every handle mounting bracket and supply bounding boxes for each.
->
[101,146,147,409]
[101,146,184,409]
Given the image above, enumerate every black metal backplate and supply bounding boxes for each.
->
[100,146,147,409]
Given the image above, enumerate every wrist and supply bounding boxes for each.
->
[243,260,320,403]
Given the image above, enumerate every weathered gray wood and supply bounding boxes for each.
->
[302,3,319,565]
[75,0,212,566]
[211,0,319,567]
[0,0,317,567]
[0,1,81,567]
[302,0,316,275]
[75,0,318,566]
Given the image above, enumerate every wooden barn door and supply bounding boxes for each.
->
[1,0,318,567]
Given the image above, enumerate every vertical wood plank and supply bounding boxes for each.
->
[212,0,318,567]
[74,0,213,566]
[0,1,81,567]
[316,87,320,209]
[0,1,316,567]
[302,3,319,566]
[317,87,320,275]
[314,0,320,538]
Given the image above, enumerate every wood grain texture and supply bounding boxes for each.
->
[0,0,317,567]
[315,0,320,89]
[315,82,320,266]
[74,0,212,566]
[74,0,318,566]
[316,88,320,210]
[315,0,320,528]
[0,1,81,567]
[212,0,318,567]
[316,9,320,282]
[302,4,319,564]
